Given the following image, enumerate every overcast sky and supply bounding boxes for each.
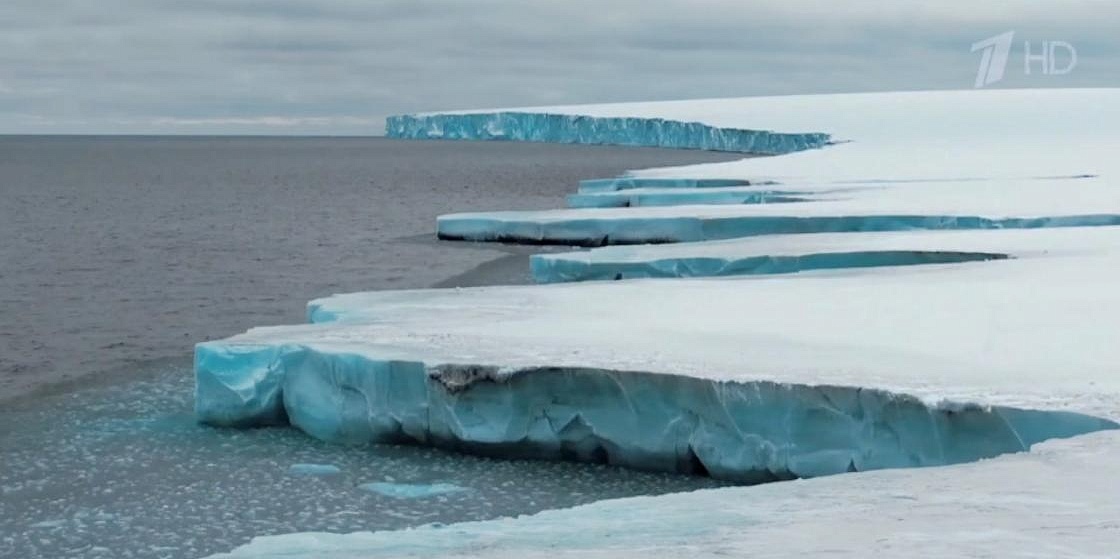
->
[2,0,1117,135]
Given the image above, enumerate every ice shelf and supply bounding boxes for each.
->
[528,226,1116,283]
[198,230,1120,481]
[566,187,811,208]
[207,431,1120,558]
[577,178,757,193]
[385,112,830,155]
[199,89,1120,557]
[437,177,1120,246]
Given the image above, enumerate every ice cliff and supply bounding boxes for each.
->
[385,112,831,155]
[195,343,1114,482]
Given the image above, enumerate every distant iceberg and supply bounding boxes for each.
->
[386,112,830,155]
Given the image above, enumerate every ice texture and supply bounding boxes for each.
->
[197,88,1120,558]
[567,188,809,208]
[577,177,755,193]
[196,344,1113,482]
[207,431,1120,559]
[385,112,830,155]
[438,208,1120,246]
[197,224,1120,482]
[528,227,1112,283]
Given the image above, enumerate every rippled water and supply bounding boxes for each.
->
[0,137,738,558]
[0,362,730,558]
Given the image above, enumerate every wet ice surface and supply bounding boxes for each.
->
[0,363,729,559]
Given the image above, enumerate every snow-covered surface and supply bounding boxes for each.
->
[440,89,1119,183]
[431,90,1120,244]
[529,226,1116,282]
[197,222,1120,482]
[200,89,1120,556]
[566,186,812,208]
[438,176,1120,244]
[208,431,1120,559]
[290,246,1120,417]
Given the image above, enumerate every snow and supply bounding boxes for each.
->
[196,235,1120,480]
[529,226,1116,283]
[419,90,1119,244]
[566,187,811,208]
[200,89,1120,555]
[437,89,1120,184]
[286,243,1120,416]
[438,176,1120,245]
[206,431,1120,558]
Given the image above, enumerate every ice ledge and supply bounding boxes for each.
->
[195,343,1116,483]
[385,112,831,155]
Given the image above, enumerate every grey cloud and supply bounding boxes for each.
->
[0,0,1117,134]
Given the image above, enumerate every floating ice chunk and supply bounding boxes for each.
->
[385,112,830,155]
[287,463,342,476]
[360,482,469,499]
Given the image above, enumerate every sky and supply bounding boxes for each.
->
[2,0,1117,135]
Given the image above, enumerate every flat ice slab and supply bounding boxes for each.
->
[296,245,1120,414]
[418,89,1119,184]
[208,431,1120,558]
[529,226,1119,283]
[197,238,1120,481]
[566,186,812,208]
[431,90,1120,245]
[438,177,1120,245]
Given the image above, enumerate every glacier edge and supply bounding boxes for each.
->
[385,112,831,155]
[195,343,1117,483]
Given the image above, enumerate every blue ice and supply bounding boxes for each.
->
[437,213,1120,246]
[385,112,830,155]
[531,250,1010,283]
[195,344,1117,483]
[567,190,808,208]
[578,178,757,193]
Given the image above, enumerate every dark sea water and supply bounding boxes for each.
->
[0,136,738,558]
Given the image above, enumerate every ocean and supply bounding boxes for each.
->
[0,136,738,558]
